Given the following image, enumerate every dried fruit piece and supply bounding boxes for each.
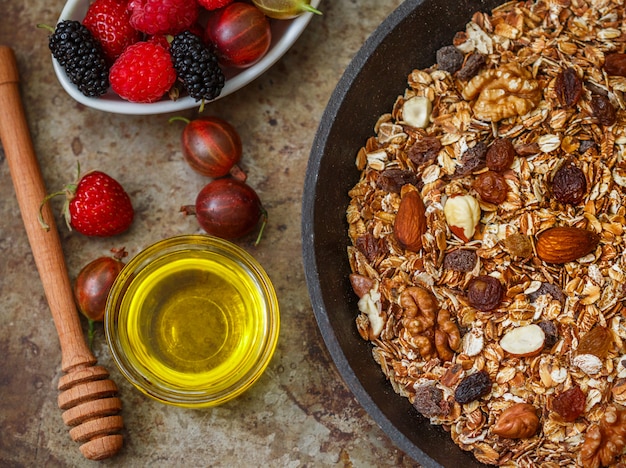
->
[356,233,384,263]
[443,194,481,242]
[591,94,617,126]
[443,249,477,272]
[551,162,587,205]
[486,138,516,172]
[551,386,585,422]
[454,141,487,176]
[604,53,626,76]
[576,326,613,359]
[492,403,539,439]
[436,45,464,74]
[555,67,582,108]
[527,283,565,304]
[394,185,427,252]
[413,384,445,417]
[456,52,486,81]
[473,170,508,204]
[467,275,504,311]
[535,226,599,264]
[501,233,532,258]
[499,324,545,357]
[377,169,419,193]
[538,320,559,348]
[407,136,442,167]
[454,370,492,404]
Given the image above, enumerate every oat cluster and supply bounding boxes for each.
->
[346,1,626,466]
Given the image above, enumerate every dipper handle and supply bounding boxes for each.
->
[0,46,124,460]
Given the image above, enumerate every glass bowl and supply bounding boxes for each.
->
[52,0,321,115]
[105,234,279,407]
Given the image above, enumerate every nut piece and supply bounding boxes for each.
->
[499,324,546,357]
[580,405,626,468]
[535,226,600,264]
[402,96,432,128]
[394,185,427,252]
[443,194,481,242]
[492,403,540,439]
[462,63,541,122]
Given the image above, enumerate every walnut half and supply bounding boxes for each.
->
[462,63,541,122]
[580,405,626,468]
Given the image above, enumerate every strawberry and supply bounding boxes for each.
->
[197,0,235,10]
[109,41,177,103]
[127,0,199,35]
[41,170,134,237]
[83,0,141,63]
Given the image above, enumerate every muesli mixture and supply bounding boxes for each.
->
[346,1,626,466]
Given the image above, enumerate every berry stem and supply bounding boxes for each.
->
[302,4,322,15]
[254,207,268,246]
[168,116,191,125]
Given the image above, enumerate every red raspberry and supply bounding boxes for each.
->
[109,42,177,103]
[197,0,235,10]
[83,0,141,63]
[127,0,199,35]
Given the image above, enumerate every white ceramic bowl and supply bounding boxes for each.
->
[52,0,321,115]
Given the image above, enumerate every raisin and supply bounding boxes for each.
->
[457,52,486,81]
[528,283,565,304]
[413,385,444,417]
[578,139,596,154]
[454,370,492,404]
[577,326,613,358]
[454,141,487,177]
[473,170,508,204]
[555,67,582,108]
[486,138,516,172]
[377,169,419,193]
[467,275,504,311]
[591,94,617,126]
[604,53,626,77]
[436,45,464,74]
[551,386,585,422]
[443,249,478,272]
[407,136,442,167]
[551,162,586,205]
[356,233,383,263]
[538,320,559,348]
[501,233,533,258]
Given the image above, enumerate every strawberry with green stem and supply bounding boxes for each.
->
[40,165,134,237]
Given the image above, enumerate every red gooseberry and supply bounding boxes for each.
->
[204,2,272,68]
[171,116,246,180]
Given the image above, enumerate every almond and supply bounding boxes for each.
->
[500,324,545,357]
[394,185,427,251]
[535,226,599,264]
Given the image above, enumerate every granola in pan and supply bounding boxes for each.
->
[346,1,626,466]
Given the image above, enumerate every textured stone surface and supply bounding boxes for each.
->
[0,1,422,466]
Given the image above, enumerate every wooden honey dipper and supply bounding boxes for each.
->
[0,46,124,460]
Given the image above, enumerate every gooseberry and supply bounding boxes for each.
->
[171,116,246,180]
[182,178,267,244]
[251,0,322,20]
[205,2,272,68]
[73,249,127,346]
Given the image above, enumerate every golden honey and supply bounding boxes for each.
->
[105,235,279,407]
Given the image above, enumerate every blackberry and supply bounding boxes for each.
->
[170,31,225,102]
[47,20,109,97]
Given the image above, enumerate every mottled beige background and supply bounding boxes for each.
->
[0,1,426,466]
